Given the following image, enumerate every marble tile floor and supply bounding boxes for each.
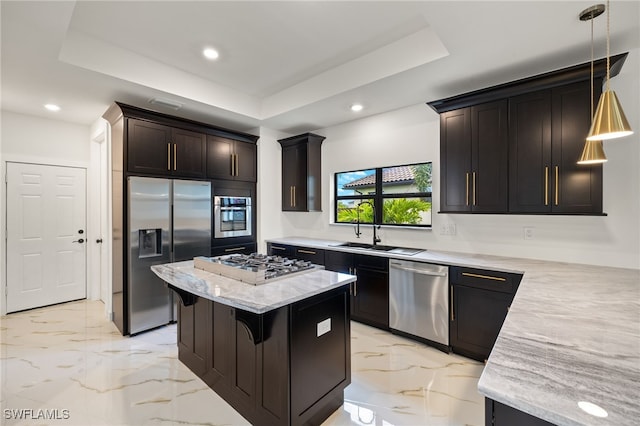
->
[0,300,485,426]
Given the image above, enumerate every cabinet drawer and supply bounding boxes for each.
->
[211,243,256,257]
[450,267,521,294]
[354,254,388,272]
[267,243,294,257]
[293,247,325,265]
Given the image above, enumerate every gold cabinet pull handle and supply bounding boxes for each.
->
[271,245,286,251]
[167,143,171,170]
[298,249,316,255]
[544,166,549,206]
[289,186,294,207]
[230,154,234,176]
[235,154,239,176]
[353,280,357,297]
[462,272,506,282]
[472,171,477,206]
[224,247,245,252]
[450,286,455,321]
[465,172,470,206]
[173,144,177,171]
[554,166,559,206]
[293,186,296,207]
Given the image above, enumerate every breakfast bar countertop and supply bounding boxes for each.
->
[266,237,640,426]
[151,260,355,314]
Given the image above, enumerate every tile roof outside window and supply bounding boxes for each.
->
[343,166,414,188]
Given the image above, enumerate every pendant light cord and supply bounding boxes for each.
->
[591,13,594,118]
[606,0,610,91]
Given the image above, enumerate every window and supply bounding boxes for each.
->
[334,162,432,227]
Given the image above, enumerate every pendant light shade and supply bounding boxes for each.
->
[578,140,608,164]
[586,90,633,140]
[586,0,633,141]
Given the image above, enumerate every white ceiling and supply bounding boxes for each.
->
[2,1,639,134]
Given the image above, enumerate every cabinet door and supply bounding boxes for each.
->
[450,284,512,361]
[207,135,234,179]
[127,119,172,175]
[352,255,389,329]
[281,144,307,211]
[172,128,206,178]
[234,141,257,182]
[471,100,508,212]
[440,108,472,212]
[551,81,602,213]
[508,90,552,213]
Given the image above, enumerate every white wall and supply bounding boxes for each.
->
[1,111,91,314]
[259,49,640,270]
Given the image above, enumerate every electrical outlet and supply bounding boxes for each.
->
[440,223,457,236]
[523,227,534,240]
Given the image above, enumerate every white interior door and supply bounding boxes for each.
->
[6,162,87,313]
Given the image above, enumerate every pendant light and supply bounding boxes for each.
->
[578,4,607,164]
[586,0,633,141]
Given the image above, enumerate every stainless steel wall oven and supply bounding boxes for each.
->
[214,196,252,238]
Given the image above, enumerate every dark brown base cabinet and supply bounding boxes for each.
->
[486,399,555,426]
[176,285,351,426]
[324,251,389,330]
[450,267,521,362]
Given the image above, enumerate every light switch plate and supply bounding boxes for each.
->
[317,318,331,337]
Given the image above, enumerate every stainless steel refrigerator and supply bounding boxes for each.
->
[128,177,211,335]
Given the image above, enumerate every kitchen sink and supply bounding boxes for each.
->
[331,242,423,256]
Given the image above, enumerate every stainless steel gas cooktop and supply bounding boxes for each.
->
[193,253,319,285]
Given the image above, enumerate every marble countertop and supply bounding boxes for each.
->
[151,260,356,314]
[267,237,640,425]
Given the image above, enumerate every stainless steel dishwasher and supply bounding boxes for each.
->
[389,260,449,350]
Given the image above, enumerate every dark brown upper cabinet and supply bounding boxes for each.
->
[428,53,627,216]
[127,119,206,178]
[440,100,508,213]
[509,81,603,214]
[103,102,258,181]
[277,133,325,212]
[207,135,257,182]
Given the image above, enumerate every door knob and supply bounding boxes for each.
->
[96,238,103,244]
[72,239,85,244]
[78,229,84,234]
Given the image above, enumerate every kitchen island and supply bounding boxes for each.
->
[267,237,640,426]
[151,260,356,426]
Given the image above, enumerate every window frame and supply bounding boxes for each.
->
[334,162,432,228]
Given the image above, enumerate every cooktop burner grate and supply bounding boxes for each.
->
[193,253,319,285]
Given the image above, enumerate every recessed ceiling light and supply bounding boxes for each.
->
[351,104,363,112]
[44,104,61,112]
[203,47,219,60]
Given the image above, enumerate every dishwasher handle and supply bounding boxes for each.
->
[390,262,447,277]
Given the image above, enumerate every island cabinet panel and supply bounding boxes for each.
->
[290,288,350,425]
[127,118,206,178]
[176,285,351,426]
[177,297,211,377]
[486,399,555,426]
[440,100,508,213]
[450,267,522,362]
[207,135,257,182]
